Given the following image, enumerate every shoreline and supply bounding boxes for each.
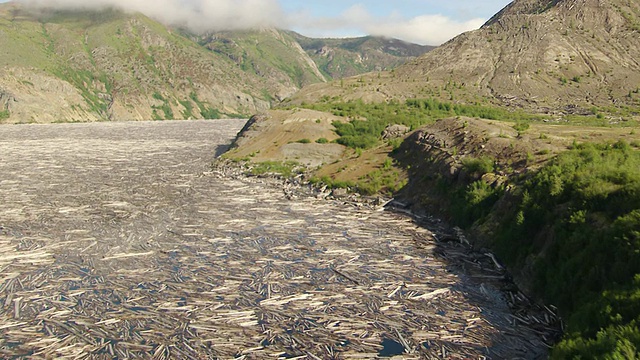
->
[211,157,564,350]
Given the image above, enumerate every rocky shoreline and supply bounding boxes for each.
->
[211,157,564,350]
[211,158,391,208]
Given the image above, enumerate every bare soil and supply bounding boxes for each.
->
[0,120,556,358]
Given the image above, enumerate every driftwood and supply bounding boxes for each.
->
[0,120,559,359]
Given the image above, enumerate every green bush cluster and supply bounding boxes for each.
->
[301,98,544,150]
[189,92,220,119]
[310,176,355,191]
[310,161,405,196]
[356,168,406,195]
[249,161,301,178]
[0,110,9,121]
[151,92,174,119]
[461,156,495,177]
[412,140,640,357]
[491,141,640,358]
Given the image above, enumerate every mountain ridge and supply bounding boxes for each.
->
[284,0,640,117]
[0,2,429,123]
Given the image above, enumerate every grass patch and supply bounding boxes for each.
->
[461,156,495,178]
[355,168,406,195]
[310,176,356,191]
[298,98,549,150]
[498,141,640,358]
[190,92,221,119]
[0,110,9,121]
[179,99,194,119]
[249,161,301,178]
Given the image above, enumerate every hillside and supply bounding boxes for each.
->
[0,4,279,123]
[285,0,640,117]
[291,33,434,79]
[226,0,640,357]
[0,3,427,124]
[195,29,327,100]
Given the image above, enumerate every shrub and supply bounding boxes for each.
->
[249,161,300,177]
[303,98,550,150]
[461,156,494,177]
[513,121,530,134]
[492,143,640,357]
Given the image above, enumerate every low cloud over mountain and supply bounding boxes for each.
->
[21,0,285,32]
[288,4,485,45]
[19,0,484,45]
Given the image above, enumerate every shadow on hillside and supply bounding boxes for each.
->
[214,144,233,158]
[382,130,562,357]
[383,201,562,358]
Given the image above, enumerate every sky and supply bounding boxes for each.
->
[1,0,513,45]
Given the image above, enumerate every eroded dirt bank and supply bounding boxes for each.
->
[1,120,555,358]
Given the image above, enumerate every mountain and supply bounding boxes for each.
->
[291,33,434,79]
[194,30,432,96]
[286,0,640,115]
[194,29,327,100]
[0,2,428,123]
[0,3,277,123]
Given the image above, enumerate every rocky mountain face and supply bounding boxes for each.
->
[286,0,640,115]
[0,4,275,123]
[291,33,434,79]
[0,3,428,124]
[195,29,327,101]
[400,0,640,111]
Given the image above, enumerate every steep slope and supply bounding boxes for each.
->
[291,33,434,79]
[399,0,640,111]
[195,29,327,101]
[0,3,277,123]
[195,30,431,100]
[286,0,640,115]
[0,2,429,124]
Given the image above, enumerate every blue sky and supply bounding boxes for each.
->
[4,0,513,45]
[278,0,511,44]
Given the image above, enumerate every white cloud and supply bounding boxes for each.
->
[19,0,285,32]
[17,0,484,44]
[287,4,485,45]
[367,14,486,45]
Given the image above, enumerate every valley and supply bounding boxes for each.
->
[1,0,640,357]
[0,120,556,358]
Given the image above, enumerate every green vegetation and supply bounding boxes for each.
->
[301,98,547,149]
[496,141,640,358]
[310,176,355,191]
[189,92,220,119]
[461,156,495,177]
[296,138,311,144]
[311,157,406,196]
[0,110,9,121]
[293,34,430,79]
[513,121,530,136]
[416,141,640,358]
[151,92,173,119]
[203,30,325,88]
[179,99,195,119]
[356,168,406,195]
[50,68,111,117]
[248,161,302,178]
[316,137,329,144]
